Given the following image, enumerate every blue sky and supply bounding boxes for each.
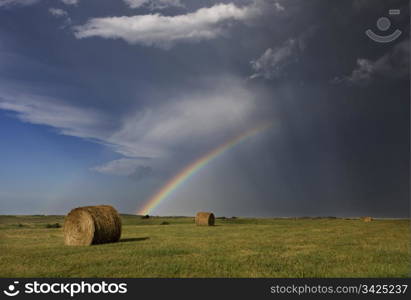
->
[0,0,409,217]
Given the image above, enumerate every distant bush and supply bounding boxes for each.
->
[46,223,61,228]
[17,223,24,228]
[231,216,237,219]
[141,215,150,219]
[217,216,226,220]
[160,221,170,225]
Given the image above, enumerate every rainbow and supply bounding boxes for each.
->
[136,122,272,215]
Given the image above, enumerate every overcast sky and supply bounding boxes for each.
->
[0,0,409,217]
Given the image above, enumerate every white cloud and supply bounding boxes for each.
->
[250,39,298,79]
[249,27,315,79]
[49,8,68,17]
[344,58,374,83]
[274,2,284,11]
[0,0,40,7]
[0,90,108,140]
[49,7,72,28]
[107,80,256,158]
[61,0,78,5]
[334,39,409,85]
[123,0,183,10]
[74,3,260,48]
[0,77,261,176]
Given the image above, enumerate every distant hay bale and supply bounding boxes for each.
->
[361,216,373,222]
[195,212,215,226]
[63,205,121,246]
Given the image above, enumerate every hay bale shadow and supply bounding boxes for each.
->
[119,237,150,243]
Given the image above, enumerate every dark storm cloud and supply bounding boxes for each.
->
[0,0,408,217]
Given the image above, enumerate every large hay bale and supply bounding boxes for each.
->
[195,212,215,226]
[63,205,121,246]
[361,216,373,222]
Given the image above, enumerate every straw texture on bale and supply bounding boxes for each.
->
[63,205,121,246]
[195,212,215,226]
[362,216,373,222]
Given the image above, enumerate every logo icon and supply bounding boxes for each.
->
[366,9,402,43]
[3,281,20,297]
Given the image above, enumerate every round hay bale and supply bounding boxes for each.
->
[361,216,373,222]
[63,205,121,246]
[195,212,215,226]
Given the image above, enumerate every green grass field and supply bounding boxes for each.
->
[0,215,409,277]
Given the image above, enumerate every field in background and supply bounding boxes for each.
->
[0,215,409,277]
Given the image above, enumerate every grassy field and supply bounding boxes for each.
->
[0,215,409,277]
